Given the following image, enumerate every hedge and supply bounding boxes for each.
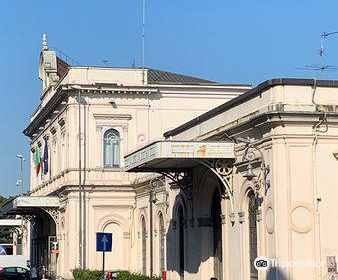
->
[72,269,161,280]
[72,269,102,280]
[117,271,161,280]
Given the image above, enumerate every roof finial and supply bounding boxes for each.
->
[42,33,48,51]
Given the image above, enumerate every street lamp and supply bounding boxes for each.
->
[237,138,270,195]
[16,155,26,195]
[70,85,84,269]
[149,178,162,279]
[16,179,22,190]
[243,163,257,181]
[16,154,26,255]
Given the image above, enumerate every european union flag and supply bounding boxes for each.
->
[43,140,49,174]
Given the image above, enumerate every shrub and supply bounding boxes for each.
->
[117,271,161,280]
[72,269,102,280]
[72,269,161,280]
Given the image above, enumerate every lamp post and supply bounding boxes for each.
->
[16,155,25,195]
[149,178,161,279]
[71,85,84,269]
[16,154,25,255]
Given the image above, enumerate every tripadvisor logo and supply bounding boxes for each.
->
[254,256,269,271]
[254,256,325,271]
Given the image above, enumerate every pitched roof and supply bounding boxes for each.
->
[56,57,70,78]
[147,68,217,85]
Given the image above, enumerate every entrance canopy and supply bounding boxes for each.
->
[125,140,235,172]
[0,196,60,215]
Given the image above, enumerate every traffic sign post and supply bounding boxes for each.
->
[96,232,113,273]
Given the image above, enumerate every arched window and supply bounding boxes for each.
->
[141,217,147,275]
[248,192,258,280]
[103,129,120,167]
[178,206,184,277]
[158,213,165,274]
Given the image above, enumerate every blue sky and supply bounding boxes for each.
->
[0,0,337,196]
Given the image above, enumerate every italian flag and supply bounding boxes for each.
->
[35,145,41,176]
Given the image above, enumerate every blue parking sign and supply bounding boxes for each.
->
[96,232,113,252]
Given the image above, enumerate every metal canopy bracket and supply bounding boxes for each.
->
[160,171,193,201]
[196,158,234,212]
[41,207,60,226]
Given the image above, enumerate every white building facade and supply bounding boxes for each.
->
[126,78,338,280]
[1,35,250,279]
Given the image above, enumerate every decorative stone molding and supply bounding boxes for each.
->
[123,232,131,239]
[23,215,37,227]
[290,201,313,233]
[93,113,132,120]
[221,214,226,225]
[96,212,131,234]
[238,212,245,223]
[265,205,275,234]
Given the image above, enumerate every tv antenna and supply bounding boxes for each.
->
[296,64,338,72]
[320,31,338,57]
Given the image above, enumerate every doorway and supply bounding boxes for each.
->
[211,189,223,280]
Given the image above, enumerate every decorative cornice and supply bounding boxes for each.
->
[93,113,132,120]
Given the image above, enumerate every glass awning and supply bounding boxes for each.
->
[124,140,235,172]
[0,196,60,215]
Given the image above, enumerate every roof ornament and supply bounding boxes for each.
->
[42,33,48,51]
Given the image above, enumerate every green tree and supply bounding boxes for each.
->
[0,195,15,244]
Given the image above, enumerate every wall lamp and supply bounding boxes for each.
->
[237,137,270,195]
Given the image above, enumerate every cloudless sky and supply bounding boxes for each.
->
[0,0,337,196]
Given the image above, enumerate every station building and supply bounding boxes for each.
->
[0,35,249,279]
[126,78,338,280]
[3,35,338,280]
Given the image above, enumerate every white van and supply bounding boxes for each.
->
[0,255,30,269]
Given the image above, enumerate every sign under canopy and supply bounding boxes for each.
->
[124,140,234,172]
[0,196,59,215]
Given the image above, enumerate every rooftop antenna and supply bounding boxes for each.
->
[131,59,136,68]
[320,31,338,57]
[296,64,338,72]
[142,0,146,84]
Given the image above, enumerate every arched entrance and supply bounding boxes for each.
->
[178,206,184,280]
[248,192,258,280]
[211,189,223,280]
[31,210,57,278]
[141,217,147,275]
